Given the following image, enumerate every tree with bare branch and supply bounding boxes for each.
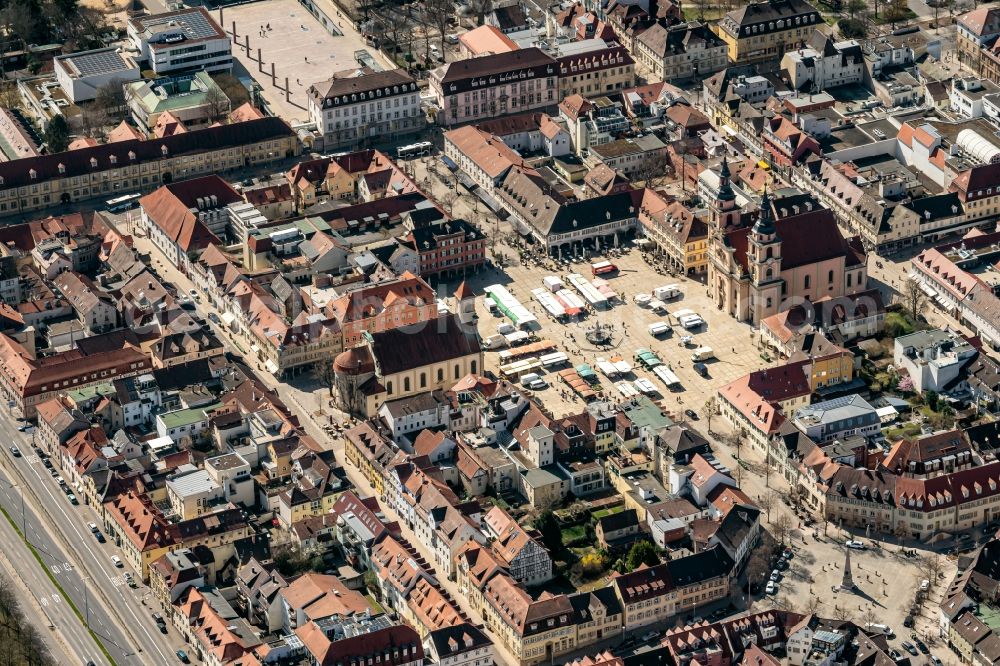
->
[746,549,770,591]
[758,490,779,523]
[203,85,231,123]
[95,79,130,123]
[832,604,856,623]
[902,276,929,322]
[703,396,717,435]
[860,607,879,632]
[424,0,455,55]
[919,554,943,587]
[804,594,823,615]
[466,0,493,25]
[771,513,793,545]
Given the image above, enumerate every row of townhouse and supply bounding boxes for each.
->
[456,539,734,664]
[755,387,1000,541]
[338,378,744,664]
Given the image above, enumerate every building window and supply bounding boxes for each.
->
[804,275,811,289]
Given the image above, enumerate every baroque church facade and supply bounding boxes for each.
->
[706,158,869,324]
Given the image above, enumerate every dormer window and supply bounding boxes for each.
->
[109,155,117,165]
[161,145,169,156]
[89,157,97,168]
[129,151,136,161]
[57,163,65,174]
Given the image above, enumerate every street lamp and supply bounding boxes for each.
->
[81,576,90,629]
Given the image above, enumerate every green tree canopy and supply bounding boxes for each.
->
[43,115,70,153]
[533,510,563,554]
[625,539,660,570]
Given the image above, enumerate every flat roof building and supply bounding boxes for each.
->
[53,47,142,104]
[127,7,232,76]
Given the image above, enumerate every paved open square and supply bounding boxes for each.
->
[764,534,958,665]
[460,249,769,421]
[218,0,391,123]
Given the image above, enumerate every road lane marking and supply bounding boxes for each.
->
[18,456,171,663]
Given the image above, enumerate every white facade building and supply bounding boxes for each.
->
[53,47,141,103]
[306,69,424,149]
[127,8,232,76]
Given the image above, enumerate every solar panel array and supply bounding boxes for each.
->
[143,9,221,41]
[67,50,130,78]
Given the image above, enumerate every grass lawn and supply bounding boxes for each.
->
[682,6,724,21]
[884,422,922,439]
[562,524,587,543]
[875,8,917,24]
[884,311,915,337]
[592,506,625,520]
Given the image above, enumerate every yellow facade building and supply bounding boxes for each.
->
[714,0,823,65]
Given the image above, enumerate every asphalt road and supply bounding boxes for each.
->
[0,474,106,666]
[0,460,121,666]
[0,417,183,666]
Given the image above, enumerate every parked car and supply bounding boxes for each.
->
[930,656,943,666]
[889,649,903,661]
[919,579,930,592]
[111,555,123,567]
[765,581,778,595]
[124,572,136,588]
[67,493,78,505]
[845,540,866,550]
[915,639,929,654]
[769,570,781,582]
[8,446,19,457]
[901,641,918,656]
[864,623,893,637]
[684,409,698,420]
[208,312,221,325]
[903,615,915,628]
[176,650,190,663]
[16,424,32,433]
